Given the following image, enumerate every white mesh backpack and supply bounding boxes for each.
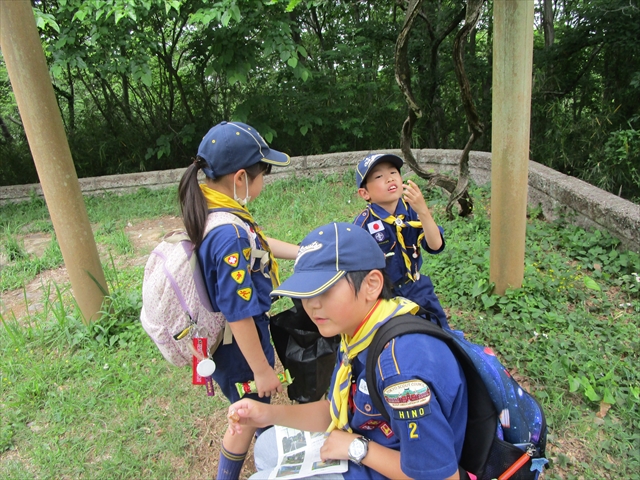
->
[140,212,257,366]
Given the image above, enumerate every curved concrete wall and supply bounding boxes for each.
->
[1,149,638,252]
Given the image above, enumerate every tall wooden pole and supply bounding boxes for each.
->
[0,0,108,322]
[490,0,535,295]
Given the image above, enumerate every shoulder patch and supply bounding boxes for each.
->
[224,253,240,267]
[230,269,246,284]
[242,247,251,260]
[383,380,431,410]
[237,287,252,301]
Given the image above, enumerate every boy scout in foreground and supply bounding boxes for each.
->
[227,222,469,479]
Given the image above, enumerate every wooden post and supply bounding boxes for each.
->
[0,0,108,322]
[489,0,535,295]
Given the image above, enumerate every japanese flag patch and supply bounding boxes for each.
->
[367,220,384,235]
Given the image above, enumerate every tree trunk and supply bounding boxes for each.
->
[543,0,555,48]
[0,116,12,143]
[396,0,477,218]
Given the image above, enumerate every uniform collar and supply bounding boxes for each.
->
[369,200,408,219]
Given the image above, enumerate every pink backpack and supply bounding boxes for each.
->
[140,212,256,366]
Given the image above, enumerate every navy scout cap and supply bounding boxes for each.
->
[271,222,386,299]
[197,121,290,179]
[355,153,404,188]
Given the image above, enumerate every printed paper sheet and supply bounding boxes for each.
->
[267,426,349,479]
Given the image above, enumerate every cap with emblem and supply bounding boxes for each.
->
[197,121,290,179]
[355,153,403,188]
[271,222,386,299]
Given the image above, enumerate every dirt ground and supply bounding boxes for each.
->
[0,216,184,321]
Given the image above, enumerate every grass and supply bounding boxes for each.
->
[1,172,639,479]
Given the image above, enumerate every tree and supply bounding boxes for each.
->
[395,0,485,218]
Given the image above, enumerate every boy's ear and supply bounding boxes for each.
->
[357,187,371,201]
[362,270,384,302]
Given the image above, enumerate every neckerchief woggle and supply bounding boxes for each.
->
[367,201,425,281]
[327,297,420,432]
[199,184,280,289]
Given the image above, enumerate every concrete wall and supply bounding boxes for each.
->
[2,149,639,252]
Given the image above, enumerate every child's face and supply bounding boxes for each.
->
[358,162,403,207]
[247,171,265,202]
[301,277,373,338]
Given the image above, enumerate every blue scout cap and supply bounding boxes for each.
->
[197,121,290,179]
[355,153,404,188]
[271,222,386,298]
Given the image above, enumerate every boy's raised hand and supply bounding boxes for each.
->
[402,179,429,215]
[403,179,442,250]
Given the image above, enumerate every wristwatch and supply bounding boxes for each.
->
[348,436,370,465]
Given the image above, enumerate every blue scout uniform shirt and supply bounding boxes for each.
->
[354,202,449,328]
[330,333,467,479]
[197,221,275,403]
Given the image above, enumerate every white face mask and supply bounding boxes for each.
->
[233,175,251,206]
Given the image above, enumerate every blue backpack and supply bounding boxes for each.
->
[366,315,548,480]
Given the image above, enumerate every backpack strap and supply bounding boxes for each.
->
[204,211,257,249]
[204,211,261,346]
[365,314,498,476]
[205,211,271,277]
[365,314,446,421]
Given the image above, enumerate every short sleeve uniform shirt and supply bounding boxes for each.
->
[329,333,467,479]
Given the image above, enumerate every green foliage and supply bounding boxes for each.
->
[0,187,179,293]
[0,178,638,477]
[3,0,638,204]
[531,0,640,202]
[583,123,640,200]
[2,224,28,262]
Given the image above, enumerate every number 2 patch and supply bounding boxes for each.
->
[407,422,420,441]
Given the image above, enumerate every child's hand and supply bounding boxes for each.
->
[227,399,268,435]
[402,179,429,215]
[320,430,358,462]
[254,368,283,398]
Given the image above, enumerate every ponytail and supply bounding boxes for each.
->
[178,157,272,247]
[178,157,208,248]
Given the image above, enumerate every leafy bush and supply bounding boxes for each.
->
[583,122,640,201]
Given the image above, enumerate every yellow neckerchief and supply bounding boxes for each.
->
[199,184,280,288]
[327,297,420,432]
[368,201,424,281]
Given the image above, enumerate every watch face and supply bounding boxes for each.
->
[352,441,365,456]
[349,438,366,459]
